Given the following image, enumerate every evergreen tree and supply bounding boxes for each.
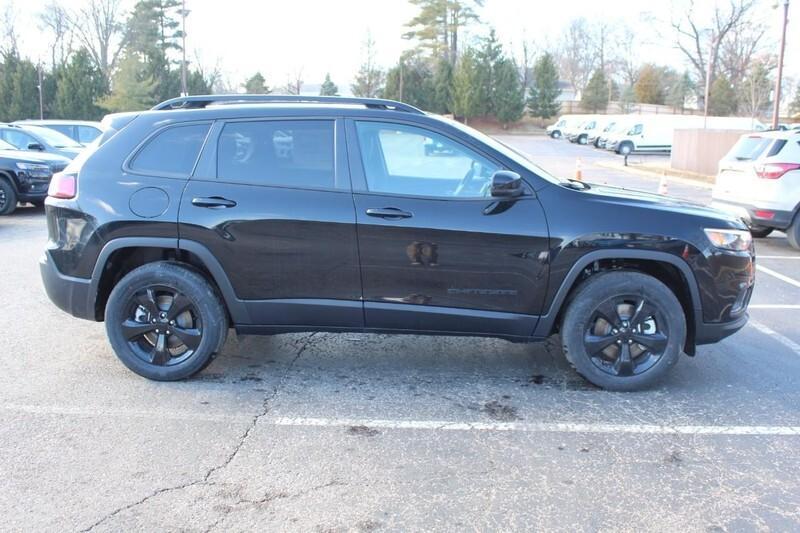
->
[403,0,482,64]
[493,57,524,128]
[619,85,636,112]
[243,72,269,94]
[97,54,157,113]
[474,29,502,116]
[432,57,453,114]
[384,52,435,110]
[667,71,694,111]
[452,48,480,124]
[319,73,338,96]
[708,76,737,116]
[527,52,561,119]
[126,0,183,101]
[8,59,39,121]
[581,69,609,113]
[54,49,107,120]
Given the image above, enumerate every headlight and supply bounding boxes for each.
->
[704,228,752,251]
[15,162,52,178]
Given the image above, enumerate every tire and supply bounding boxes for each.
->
[551,130,562,139]
[618,142,633,156]
[560,271,686,391]
[105,262,228,381]
[578,134,588,145]
[0,178,17,216]
[788,215,800,250]
[749,226,773,239]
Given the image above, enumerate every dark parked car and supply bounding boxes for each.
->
[0,123,84,160]
[14,120,103,145]
[40,95,755,390]
[0,139,70,215]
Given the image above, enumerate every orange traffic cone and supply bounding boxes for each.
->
[658,175,668,195]
[575,158,583,181]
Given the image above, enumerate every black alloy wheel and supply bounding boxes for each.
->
[123,285,203,366]
[583,295,669,377]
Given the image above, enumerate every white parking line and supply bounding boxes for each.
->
[749,320,800,355]
[269,417,800,436]
[3,404,799,436]
[748,304,800,309]
[758,256,800,260]
[756,265,800,289]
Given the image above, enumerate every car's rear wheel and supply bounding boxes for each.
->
[560,271,685,391]
[105,262,228,381]
[578,134,588,145]
[618,142,633,156]
[788,215,800,250]
[749,226,773,239]
[552,131,561,139]
[0,179,17,216]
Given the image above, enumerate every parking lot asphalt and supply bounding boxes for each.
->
[2,137,800,532]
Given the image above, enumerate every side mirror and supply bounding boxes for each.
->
[490,170,524,198]
[27,142,44,151]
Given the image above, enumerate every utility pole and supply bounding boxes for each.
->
[772,0,790,129]
[37,64,44,119]
[180,0,188,96]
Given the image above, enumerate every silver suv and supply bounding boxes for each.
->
[712,130,800,248]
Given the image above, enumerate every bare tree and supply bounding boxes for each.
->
[0,2,19,55]
[514,38,537,90]
[556,18,597,94]
[719,20,771,88]
[39,2,74,70]
[65,0,128,81]
[738,56,774,119]
[351,32,385,98]
[283,67,304,95]
[670,0,757,101]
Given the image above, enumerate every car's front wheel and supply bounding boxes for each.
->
[560,271,685,391]
[0,179,17,216]
[618,142,633,156]
[105,262,228,380]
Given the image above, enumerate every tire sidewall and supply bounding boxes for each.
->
[561,271,686,391]
[105,262,226,381]
[0,178,16,216]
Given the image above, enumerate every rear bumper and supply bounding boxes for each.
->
[710,200,795,230]
[695,312,749,345]
[39,250,95,320]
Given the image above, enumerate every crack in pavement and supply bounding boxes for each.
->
[79,332,320,532]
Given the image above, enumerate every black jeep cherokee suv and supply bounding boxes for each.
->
[0,138,70,215]
[40,95,755,390]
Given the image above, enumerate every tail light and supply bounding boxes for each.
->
[47,172,77,199]
[755,163,800,179]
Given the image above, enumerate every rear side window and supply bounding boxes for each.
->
[130,123,210,176]
[217,120,335,189]
[78,126,101,144]
[766,139,787,158]
[728,136,772,161]
[48,125,75,138]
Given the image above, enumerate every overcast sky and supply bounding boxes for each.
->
[9,0,800,92]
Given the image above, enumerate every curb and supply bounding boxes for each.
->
[593,161,715,190]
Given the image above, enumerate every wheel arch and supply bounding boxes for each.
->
[90,237,249,324]
[534,249,702,354]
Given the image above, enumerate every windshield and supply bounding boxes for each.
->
[0,139,16,150]
[24,125,82,148]
[438,116,562,185]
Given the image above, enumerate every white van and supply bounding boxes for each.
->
[605,115,764,155]
[546,115,589,139]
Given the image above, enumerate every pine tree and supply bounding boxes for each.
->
[243,72,269,94]
[474,29,502,116]
[54,49,107,120]
[319,73,338,96]
[126,0,183,101]
[493,57,524,128]
[97,54,158,113]
[403,0,482,64]
[667,71,694,111]
[581,69,609,113]
[527,52,561,119]
[383,52,435,110]
[708,76,738,116]
[452,48,480,124]
[8,59,39,121]
[432,58,453,114]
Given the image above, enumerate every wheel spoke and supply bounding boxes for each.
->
[121,319,156,340]
[595,300,621,326]
[135,288,160,316]
[171,327,202,351]
[151,333,171,365]
[628,298,646,326]
[584,333,618,356]
[166,293,193,321]
[613,343,634,376]
[631,332,668,354]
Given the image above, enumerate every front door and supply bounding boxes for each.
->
[179,118,363,328]
[347,119,550,338]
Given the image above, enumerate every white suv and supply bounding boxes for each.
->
[712,130,800,248]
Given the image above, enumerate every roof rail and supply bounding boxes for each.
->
[151,94,424,114]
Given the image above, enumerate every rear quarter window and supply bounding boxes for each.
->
[728,136,772,161]
[129,123,211,177]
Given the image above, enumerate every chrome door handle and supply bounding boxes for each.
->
[192,196,237,209]
[365,207,413,219]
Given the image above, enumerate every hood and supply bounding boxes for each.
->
[56,147,83,159]
[0,149,72,167]
[578,182,745,226]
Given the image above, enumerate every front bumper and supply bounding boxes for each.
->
[695,312,749,345]
[39,250,95,320]
[710,200,795,230]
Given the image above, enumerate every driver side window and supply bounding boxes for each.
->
[355,121,499,198]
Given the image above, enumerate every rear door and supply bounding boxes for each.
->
[179,117,363,328]
[346,119,550,338]
[715,135,774,203]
